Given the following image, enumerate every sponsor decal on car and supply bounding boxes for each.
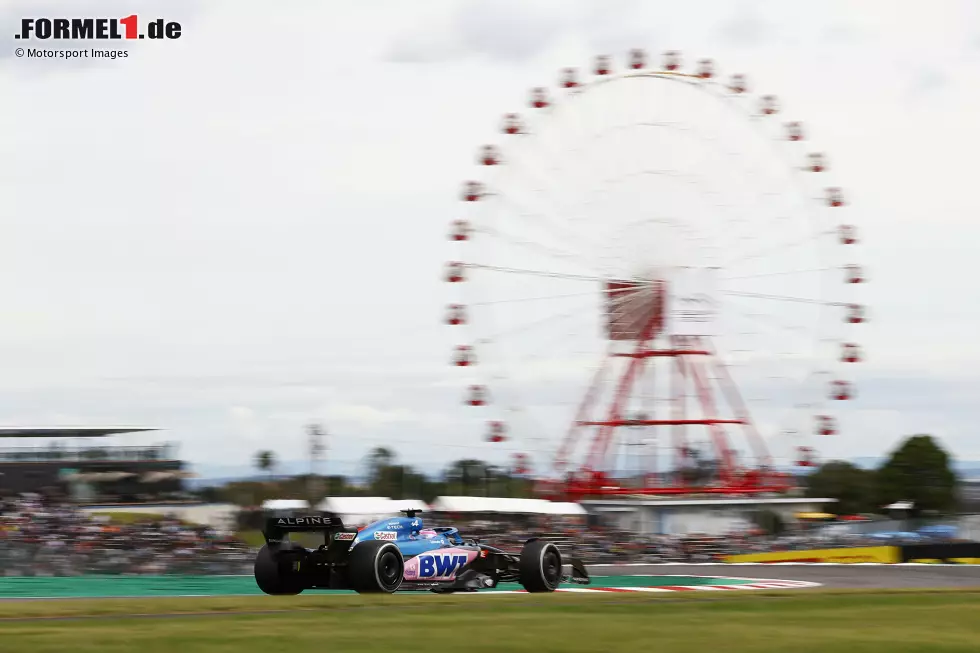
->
[275,517,335,527]
[418,554,468,579]
[334,532,356,541]
[402,548,477,581]
[375,531,397,541]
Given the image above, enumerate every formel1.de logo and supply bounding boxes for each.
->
[15,16,182,41]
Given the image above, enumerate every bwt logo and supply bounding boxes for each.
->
[418,554,468,578]
[15,16,181,41]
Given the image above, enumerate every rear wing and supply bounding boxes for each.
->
[262,514,347,546]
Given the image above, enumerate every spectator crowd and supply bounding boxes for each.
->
[0,493,964,577]
[429,515,961,564]
[1,493,252,576]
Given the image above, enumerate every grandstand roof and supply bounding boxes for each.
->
[316,496,428,516]
[580,496,837,508]
[0,426,158,439]
[429,496,587,515]
[262,499,311,511]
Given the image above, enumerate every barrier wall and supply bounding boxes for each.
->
[724,543,980,564]
[899,542,980,564]
[724,546,900,564]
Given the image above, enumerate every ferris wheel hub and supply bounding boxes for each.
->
[605,217,700,278]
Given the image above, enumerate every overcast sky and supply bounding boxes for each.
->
[2,0,980,480]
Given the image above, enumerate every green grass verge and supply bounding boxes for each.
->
[0,589,978,653]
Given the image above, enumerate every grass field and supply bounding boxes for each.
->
[0,589,978,653]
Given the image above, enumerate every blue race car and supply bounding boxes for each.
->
[254,509,590,594]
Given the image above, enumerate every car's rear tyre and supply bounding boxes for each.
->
[518,540,563,593]
[254,544,305,595]
[349,540,404,593]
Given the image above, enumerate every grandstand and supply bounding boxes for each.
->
[0,427,192,505]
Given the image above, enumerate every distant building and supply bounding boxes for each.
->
[0,426,190,504]
[960,478,980,513]
[580,496,838,536]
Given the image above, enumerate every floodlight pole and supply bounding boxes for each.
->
[306,422,327,503]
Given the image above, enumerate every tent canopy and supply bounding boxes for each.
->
[314,497,428,526]
[429,496,585,515]
[546,502,588,516]
[261,499,311,511]
[884,501,914,511]
[306,496,584,523]
[316,496,427,514]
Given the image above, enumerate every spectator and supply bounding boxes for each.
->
[0,493,252,576]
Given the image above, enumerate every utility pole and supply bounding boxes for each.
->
[306,422,327,505]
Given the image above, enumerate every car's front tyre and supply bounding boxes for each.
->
[518,540,563,593]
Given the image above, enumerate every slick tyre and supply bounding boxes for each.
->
[349,540,404,594]
[518,540,563,593]
[254,544,305,596]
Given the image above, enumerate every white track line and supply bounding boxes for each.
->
[3,580,822,600]
[588,563,972,568]
[466,578,822,594]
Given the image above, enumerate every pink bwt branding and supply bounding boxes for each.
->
[403,548,478,581]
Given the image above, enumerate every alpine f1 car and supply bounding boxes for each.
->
[254,509,590,594]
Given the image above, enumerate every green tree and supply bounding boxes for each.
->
[804,460,878,515]
[444,459,488,495]
[254,450,277,479]
[876,435,958,515]
[365,447,395,488]
[750,509,786,536]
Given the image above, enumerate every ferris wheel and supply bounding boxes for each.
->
[443,49,866,497]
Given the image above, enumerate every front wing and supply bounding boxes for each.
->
[425,547,591,592]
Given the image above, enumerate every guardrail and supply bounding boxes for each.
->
[724,542,980,564]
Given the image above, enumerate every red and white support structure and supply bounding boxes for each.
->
[443,49,866,501]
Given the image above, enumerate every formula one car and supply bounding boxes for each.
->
[253,509,590,594]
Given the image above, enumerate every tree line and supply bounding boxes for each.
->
[209,434,962,516]
[201,446,535,507]
[804,434,960,516]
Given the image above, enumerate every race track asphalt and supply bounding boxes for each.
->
[590,563,980,589]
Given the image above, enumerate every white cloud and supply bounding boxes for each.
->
[715,1,775,47]
[1,0,979,479]
[321,404,439,427]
